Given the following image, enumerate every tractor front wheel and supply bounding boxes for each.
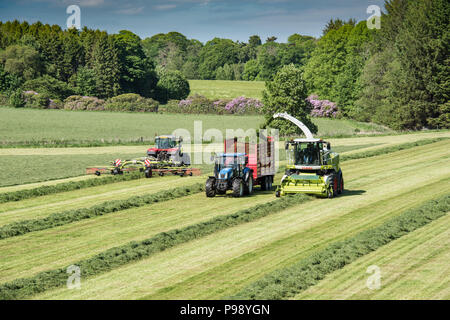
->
[232,178,244,198]
[205,178,216,197]
[244,175,254,195]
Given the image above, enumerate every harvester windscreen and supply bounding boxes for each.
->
[287,142,321,166]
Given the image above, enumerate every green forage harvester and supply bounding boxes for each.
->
[274,113,344,198]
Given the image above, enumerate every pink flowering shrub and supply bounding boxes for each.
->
[165,95,263,115]
[223,96,263,115]
[307,95,339,118]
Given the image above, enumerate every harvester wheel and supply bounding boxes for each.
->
[244,175,254,195]
[205,178,216,197]
[145,169,152,178]
[337,171,343,195]
[232,178,244,198]
[333,176,338,195]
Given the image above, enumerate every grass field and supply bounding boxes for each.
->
[0,132,448,300]
[189,80,265,99]
[0,107,392,147]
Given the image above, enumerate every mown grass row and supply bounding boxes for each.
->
[0,172,146,204]
[232,193,450,300]
[0,194,311,299]
[340,137,446,161]
[0,183,204,240]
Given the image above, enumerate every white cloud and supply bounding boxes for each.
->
[115,6,144,15]
[153,4,177,10]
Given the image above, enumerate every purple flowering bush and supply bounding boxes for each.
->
[307,95,339,118]
[165,94,263,115]
[223,96,263,115]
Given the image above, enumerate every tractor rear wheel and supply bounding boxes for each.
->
[205,178,216,197]
[244,175,254,195]
[232,178,244,198]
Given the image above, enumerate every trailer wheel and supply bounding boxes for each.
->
[267,177,273,191]
[244,175,253,195]
[232,178,244,198]
[205,178,216,197]
[260,176,267,191]
[145,169,152,178]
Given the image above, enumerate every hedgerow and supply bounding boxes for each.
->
[232,194,450,300]
[0,194,311,299]
[0,183,204,240]
[0,171,146,204]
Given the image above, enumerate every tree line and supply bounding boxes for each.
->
[0,0,448,130]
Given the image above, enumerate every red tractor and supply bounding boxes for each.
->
[147,135,190,166]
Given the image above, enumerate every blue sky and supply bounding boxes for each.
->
[0,0,386,42]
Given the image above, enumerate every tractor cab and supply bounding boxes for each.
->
[155,136,178,150]
[214,153,247,179]
[147,135,190,165]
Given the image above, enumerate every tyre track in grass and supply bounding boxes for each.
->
[295,213,450,300]
[29,141,449,299]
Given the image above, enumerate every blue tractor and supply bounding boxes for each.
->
[205,153,254,197]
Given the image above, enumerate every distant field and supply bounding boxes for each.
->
[0,107,262,145]
[0,107,392,147]
[189,80,265,99]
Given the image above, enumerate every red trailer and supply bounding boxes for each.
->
[223,135,276,190]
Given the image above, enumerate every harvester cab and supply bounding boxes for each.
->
[206,153,253,198]
[147,135,190,166]
[274,113,344,198]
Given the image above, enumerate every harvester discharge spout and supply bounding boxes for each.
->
[273,112,314,140]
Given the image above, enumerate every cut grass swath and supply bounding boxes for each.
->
[0,183,204,240]
[0,194,311,299]
[340,137,447,161]
[232,194,450,300]
[0,171,145,204]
